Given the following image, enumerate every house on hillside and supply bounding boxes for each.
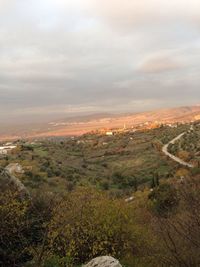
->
[106,131,113,136]
[0,145,17,155]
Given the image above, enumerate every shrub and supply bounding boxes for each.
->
[148,183,179,216]
[46,188,139,265]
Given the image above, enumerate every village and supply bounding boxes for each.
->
[93,121,180,137]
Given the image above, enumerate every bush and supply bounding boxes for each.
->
[0,190,31,267]
[148,183,179,216]
[46,188,139,265]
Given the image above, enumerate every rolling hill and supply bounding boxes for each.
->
[1,105,200,141]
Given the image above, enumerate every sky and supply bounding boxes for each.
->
[0,0,200,123]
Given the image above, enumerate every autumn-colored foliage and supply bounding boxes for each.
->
[0,191,30,267]
[1,176,200,267]
[46,188,139,265]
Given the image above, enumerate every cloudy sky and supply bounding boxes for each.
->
[0,0,200,123]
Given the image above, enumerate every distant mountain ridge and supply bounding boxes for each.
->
[126,105,200,123]
[57,105,200,124]
[1,105,200,141]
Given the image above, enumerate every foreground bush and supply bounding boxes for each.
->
[44,188,139,266]
[151,177,200,266]
[1,176,200,267]
[0,191,30,267]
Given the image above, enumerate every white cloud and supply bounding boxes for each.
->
[89,0,200,30]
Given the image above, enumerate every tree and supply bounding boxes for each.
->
[177,150,190,161]
[149,183,179,216]
[151,176,200,266]
[0,190,31,267]
[44,188,139,266]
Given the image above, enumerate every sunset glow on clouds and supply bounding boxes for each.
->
[0,0,200,122]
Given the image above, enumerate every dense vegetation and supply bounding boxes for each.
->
[0,124,189,195]
[1,123,200,267]
[1,174,200,267]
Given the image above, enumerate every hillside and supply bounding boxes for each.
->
[32,105,200,138]
[0,123,190,194]
[1,105,200,141]
[168,121,200,165]
[1,121,200,267]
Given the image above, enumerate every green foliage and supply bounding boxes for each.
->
[43,256,70,267]
[1,175,200,267]
[168,123,200,164]
[1,124,185,193]
[112,172,138,190]
[1,123,198,267]
[191,167,200,175]
[150,176,200,266]
[148,183,179,216]
[150,172,160,188]
[0,190,31,267]
[46,188,139,265]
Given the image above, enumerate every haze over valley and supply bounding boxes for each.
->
[1,104,200,141]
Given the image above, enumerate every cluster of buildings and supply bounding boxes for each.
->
[95,121,181,137]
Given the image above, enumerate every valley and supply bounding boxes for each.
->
[0,121,193,194]
[1,105,200,141]
[1,118,200,267]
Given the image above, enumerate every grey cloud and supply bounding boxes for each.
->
[0,0,199,123]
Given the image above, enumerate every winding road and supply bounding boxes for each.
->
[162,132,194,168]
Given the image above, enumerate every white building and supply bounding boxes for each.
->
[106,131,113,136]
[0,145,17,155]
